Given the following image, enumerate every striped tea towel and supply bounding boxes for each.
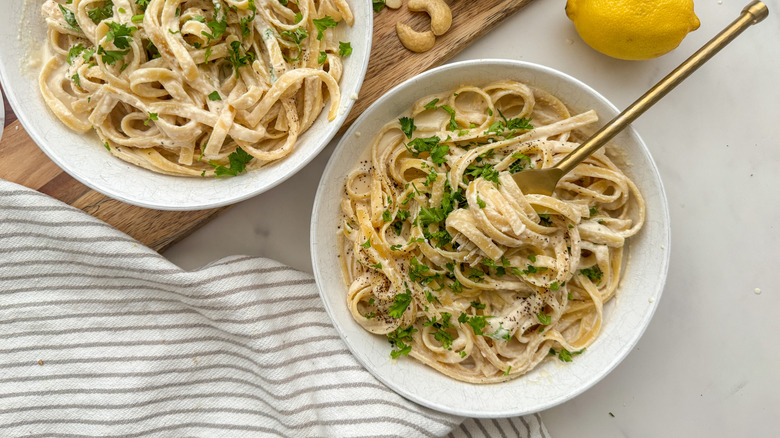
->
[0,180,549,438]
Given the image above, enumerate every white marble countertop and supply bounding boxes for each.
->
[164,1,780,436]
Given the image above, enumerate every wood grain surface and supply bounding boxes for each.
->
[0,0,533,252]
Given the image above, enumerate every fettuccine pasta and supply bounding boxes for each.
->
[339,81,645,383]
[40,0,352,176]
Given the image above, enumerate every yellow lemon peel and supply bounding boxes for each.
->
[566,0,700,60]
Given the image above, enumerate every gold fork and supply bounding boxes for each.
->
[512,1,769,196]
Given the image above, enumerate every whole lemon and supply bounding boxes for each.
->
[566,0,701,60]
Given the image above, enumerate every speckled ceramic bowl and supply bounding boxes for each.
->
[0,2,371,210]
[311,59,671,418]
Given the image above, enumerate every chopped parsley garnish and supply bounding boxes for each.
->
[458,313,491,336]
[71,73,80,87]
[382,209,392,222]
[87,1,114,24]
[66,44,86,65]
[509,153,531,173]
[209,147,254,177]
[312,16,338,40]
[208,91,222,101]
[409,257,433,284]
[372,0,386,12]
[144,112,158,125]
[557,348,585,362]
[387,325,416,358]
[485,109,533,138]
[476,195,486,209]
[536,312,551,325]
[425,312,454,349]
[390,244,402,251]
[580,265,603,284]
[504,366,512,376]
[567,292,573,300]
[388,288,412,318]
[470,301,485,310]
[338,41,352,57]
[538,214,553,226]
[240,1,257,37]
[105,22,136,49]
[98,46,128,65]
[589,206,599,217]
[440,105,458,130]
[424,98,439,110]
[406,136,448,165]
[360,238,372,248]
[104,142,110,151]
[131,14,144,23]
[135,0,150,11]
[202,10,228,42]
[227,41,254,77]
[317,51,327,64]
[399,117,416,138]
[418,207,446,227]
[279,27,308,62]
[369,263,382,270]
[424,170,438,187]
[550,281,560,291]
[58,5,80,30]
[465,162,500,184]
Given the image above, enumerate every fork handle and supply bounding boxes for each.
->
[555,1,769,176]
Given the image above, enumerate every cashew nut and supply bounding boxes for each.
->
[408,0,452,36]
[385,0,402,9]
[396,22,436,53]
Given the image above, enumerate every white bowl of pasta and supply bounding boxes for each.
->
[311,59,671,417]
[0,0,370,210]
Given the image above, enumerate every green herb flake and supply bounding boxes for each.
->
[360,238,372,248]
[66,44,85,65]
[144,112,158,125]
[477,195,486,209]
[399,117,415,138]
[537,312,551,325]
[580,265,603,284]
[458,313,491,336]
[338,41,352,57]
[209,147,255,177]
[58,4,81,30]
[312,16,338,40]
[87,1,114,25]
[208,91,222,101]
[387,325,416,358]
[317,51,327,64]
[227,41,254,77]
[558,348,585,362]
[372,0,386,12]
[550,281,560,291]
[424,98,439,110]
[388,289,412,318]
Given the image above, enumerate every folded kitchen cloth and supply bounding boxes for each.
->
[0,180,550,438]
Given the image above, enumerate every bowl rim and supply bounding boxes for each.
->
[0,5,372,211]
[311,58,671,418]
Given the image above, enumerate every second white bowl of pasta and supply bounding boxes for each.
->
[311,59,671,417]
[0,0,370,210]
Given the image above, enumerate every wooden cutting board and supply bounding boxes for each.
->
[0,0,534,252]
